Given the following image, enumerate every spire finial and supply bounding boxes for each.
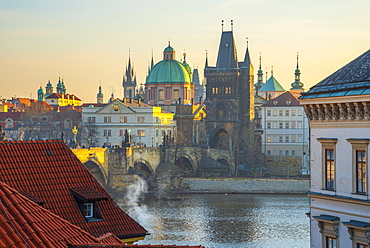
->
[296,51,299,69]
[205,50,209,68]
[231,20,233,31]
[259,52,262,70]
[271,66,274,75]
[221,20,224,31]
[246,37,248,48]
[183,52,186,62]
[168,39,170,47]
[266,67,268,82]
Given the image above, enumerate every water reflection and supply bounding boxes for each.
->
[119,194,310,248]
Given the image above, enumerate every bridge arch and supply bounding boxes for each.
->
[84,160,107,186]
[175,156,196,176]
[210,127,230,150]
[130,159,156,189]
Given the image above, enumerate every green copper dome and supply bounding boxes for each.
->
[146,60,191,84]
[164,46,175,52]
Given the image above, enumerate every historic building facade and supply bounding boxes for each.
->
[81,98,175,148]
[204,25,259,172]
[300,50,370,248]
[260,91,309,176]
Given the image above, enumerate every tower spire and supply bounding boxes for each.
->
[290,52,304,92]
[255,52,264,92]
[205,50,208,68]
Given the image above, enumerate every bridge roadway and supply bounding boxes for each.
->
[72,146,235,190]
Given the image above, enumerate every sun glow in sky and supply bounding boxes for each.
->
[0,0,369,102]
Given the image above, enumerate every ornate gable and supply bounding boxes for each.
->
[96,100,136,114]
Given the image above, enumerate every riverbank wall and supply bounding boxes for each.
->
[170,177,309,194]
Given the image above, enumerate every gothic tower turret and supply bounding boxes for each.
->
[122,51,137,99]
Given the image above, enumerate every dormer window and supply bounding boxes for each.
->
[83,203,94,218]
[70,187,108,222]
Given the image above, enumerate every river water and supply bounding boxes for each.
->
[120,193,310,248]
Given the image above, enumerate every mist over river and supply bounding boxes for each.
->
[119,193,310,248]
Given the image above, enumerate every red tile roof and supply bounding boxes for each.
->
[0,140,148,239]
[46,93,82,101]
[0,181,126,247]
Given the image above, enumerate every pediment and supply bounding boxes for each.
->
[96,100,136,114]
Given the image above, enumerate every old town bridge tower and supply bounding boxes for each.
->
[204,23,257,170]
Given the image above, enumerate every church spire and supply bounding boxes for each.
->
[205,50,209,68]
[97,82,104,104]
[290,52,304,92]
[255,52,264,92]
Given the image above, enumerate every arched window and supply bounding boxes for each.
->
[158,89,164,100]
[173,89,179,101]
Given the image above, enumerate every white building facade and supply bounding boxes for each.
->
[300,50,370,248]
[261,91,310,174]
[81,99,175,148]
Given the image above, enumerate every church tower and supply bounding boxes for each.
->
[204,21,255,155]
[97,84,104,104]
[290,53,304,92]
[122,52,137,99]
[255,53,264,92]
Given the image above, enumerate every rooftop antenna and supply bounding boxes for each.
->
[221,20,224,31]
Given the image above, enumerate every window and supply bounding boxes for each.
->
[347,139,369,195]
[267,136,271,143]
[285,110,289,116]
[273,110,277,116]
[212,87,219,94]
[267,122,271,129]
[137,130,145,137]
[279,110,283,116]
[158,89,164,100]
[285,150,289,156]
[279,122,283,129]
[120,116,127,123]
[318,138,338,190]
[279,150,283,155]
[343,220,370,247]
[285,122,289,129]
[292,110,296,116]
[225,87,232,94]
[267,110,271,116]
[325,149,335,190]
[156,130,159,137]
[119,130,124,136]
[326,237,337,248]
[218,110,224,118]
[291,122,296,129]
[298,110,302,116]
[137,117,145,123]
[103,130,111,136]
[292,136,296,142]
[313,215,339,248]
[292,150,296,156]
[173,89,180,101]
[285,136,289,143]
[104,117,111,123]
[279,136,283,143]
[356,150,366,194]
[88,117,95,123]
[83,203,94,218]
[267,150,271,155]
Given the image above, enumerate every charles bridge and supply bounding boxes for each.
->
[72,146,236,193]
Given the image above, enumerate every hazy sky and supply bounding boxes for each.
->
[1,0,369,102]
